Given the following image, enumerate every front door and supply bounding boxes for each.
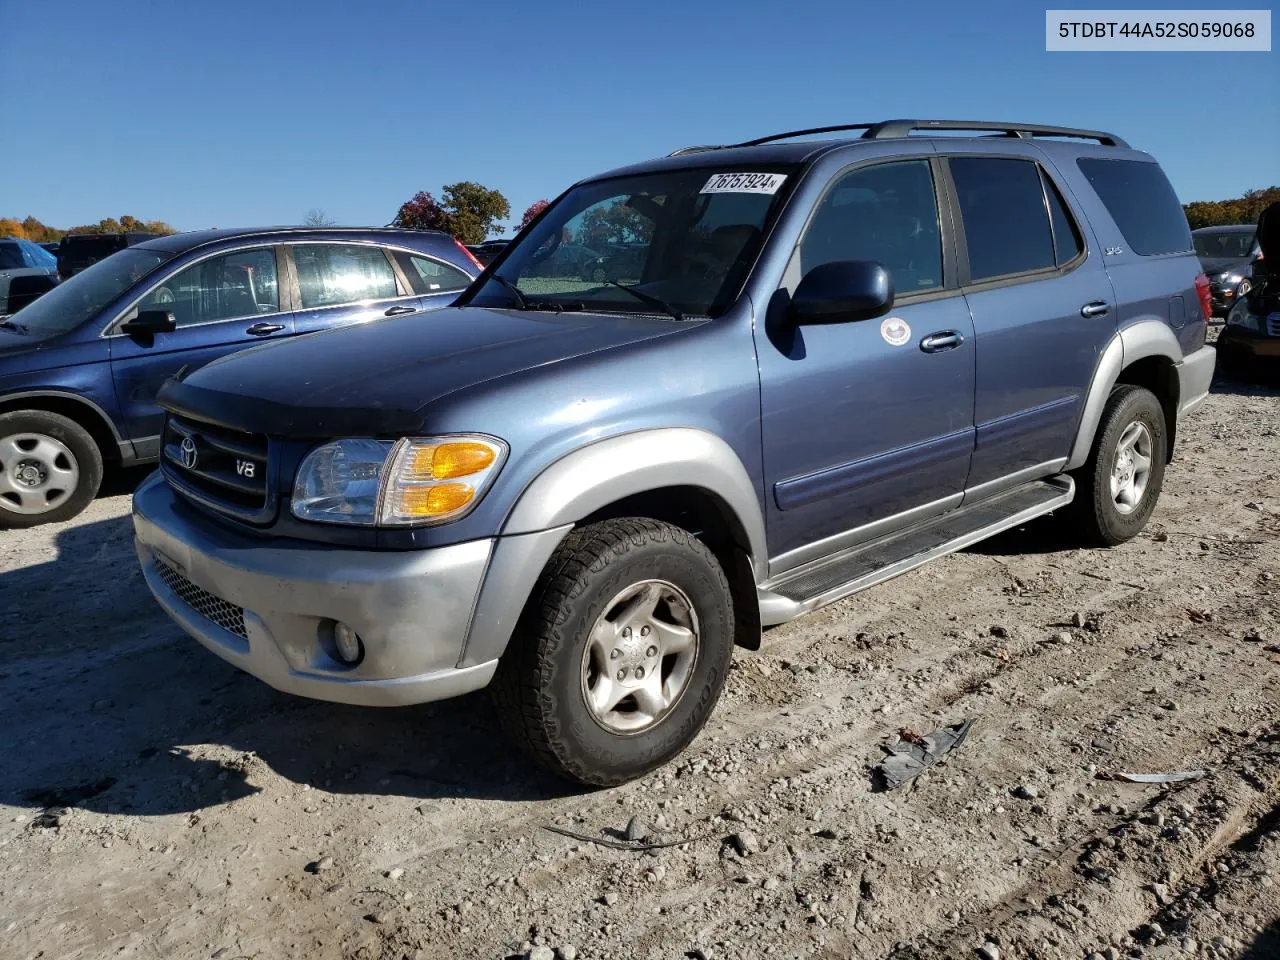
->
[757,158,977,566]
[943,152,1117,490]
[109,245,293,454]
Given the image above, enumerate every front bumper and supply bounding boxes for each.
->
[1175,344,1216,418]
[132,472,498,706]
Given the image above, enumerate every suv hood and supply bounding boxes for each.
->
[159,306,689,437]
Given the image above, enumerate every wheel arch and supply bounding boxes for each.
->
[459,429,769,667]
[1066,322,1183,470]
[0,391,128,466]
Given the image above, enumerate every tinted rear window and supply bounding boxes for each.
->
[1076,158,1192,256]
[950,157,1056,282]
[0,243,22,269]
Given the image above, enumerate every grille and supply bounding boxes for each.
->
[154,557,247,640]
[163,415,270,520]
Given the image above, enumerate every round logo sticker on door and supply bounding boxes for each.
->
[880,316,911,347]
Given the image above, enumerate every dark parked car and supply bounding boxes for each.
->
[134,119,1213,786]
[1218,202,1278,372]
[467,239,510,265]
[1193,224,1261,316]
[0,226,479,526]
[0,238,59,317]
[55,232,164,279]
[39,242,61,255]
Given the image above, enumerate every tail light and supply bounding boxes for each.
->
[1194,273,1213,320]
[453,238,484,272]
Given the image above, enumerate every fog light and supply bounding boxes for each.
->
[333,622,364,664]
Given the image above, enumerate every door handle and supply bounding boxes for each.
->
[919,330,965,354]
[384,305,417,317]
[245,322,285,336]
[1080,301,1110,318]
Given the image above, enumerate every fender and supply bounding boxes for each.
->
[0,388,134,462]
[457,428,769,668]
[1065,320,1182,471]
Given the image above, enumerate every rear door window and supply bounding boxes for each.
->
[293,244,400,308]
[395,252,473,294]
[0,243,22,269]
[949,157,1056,282]
[1043,172,1084,266]
[1076,158,1193,256]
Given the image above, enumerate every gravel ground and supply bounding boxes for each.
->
[1,360,1277,960]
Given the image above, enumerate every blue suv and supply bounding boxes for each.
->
[0,227,479,526]
[134,120,1215,786]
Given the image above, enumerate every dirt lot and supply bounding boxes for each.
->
[2,364,1278,960]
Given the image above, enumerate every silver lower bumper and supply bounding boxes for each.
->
[132,472,497,706]
[1176,344,1216,419]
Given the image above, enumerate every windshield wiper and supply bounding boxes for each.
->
[486,273,529,310]
[0,319,28,334]
[603,281,685,322]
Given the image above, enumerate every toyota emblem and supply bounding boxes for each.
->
[180,436,199,470]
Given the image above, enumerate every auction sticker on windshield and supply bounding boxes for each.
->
[700,172,787,195]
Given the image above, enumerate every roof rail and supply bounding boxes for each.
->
[667,119,1128,158]
[861,119,1129,147]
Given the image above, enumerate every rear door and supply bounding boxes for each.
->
[942,149,1117,493]
[108,245,293,454]
[287,242,425,334]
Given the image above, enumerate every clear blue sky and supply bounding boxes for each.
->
[1,0,1275,233]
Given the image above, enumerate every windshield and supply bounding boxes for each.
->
[1194,230,1256,259]
[464,165,798,318]
[7,248,174,337]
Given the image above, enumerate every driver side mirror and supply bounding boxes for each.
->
[788,260,894,324]
[120,309,177,338]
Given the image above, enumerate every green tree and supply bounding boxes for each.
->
[1184,186,1280,229]
[393,182,510,244]
[578,200,652,249]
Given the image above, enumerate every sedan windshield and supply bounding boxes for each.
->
[7,248,174,338]
[1194,230,1256,259]
[464,166,798,318]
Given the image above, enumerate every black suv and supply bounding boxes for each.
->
[56,232,163,279]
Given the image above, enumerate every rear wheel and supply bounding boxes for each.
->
[1066,385,1167,546]
[493,518,734,787]
[0,410,103,528]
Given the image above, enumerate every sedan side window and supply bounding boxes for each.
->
[799,160,943,295]
[397,253,473,294]
[293,244,400,308]
[139,248,279,327]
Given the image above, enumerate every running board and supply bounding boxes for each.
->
[757,475,1075,626]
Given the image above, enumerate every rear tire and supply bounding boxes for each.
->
[1066,385,1167,546]
[493,518,734,787]
[0,410,103,528]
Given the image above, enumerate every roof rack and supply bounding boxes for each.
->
[667,119,1128,156]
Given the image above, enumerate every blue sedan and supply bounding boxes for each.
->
[0,226,481,526]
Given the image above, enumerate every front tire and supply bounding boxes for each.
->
[1066,385,1167,546]
[0,410,103,528]
[493,518,734,787]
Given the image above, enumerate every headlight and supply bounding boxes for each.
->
[1225,299,1262,332]
[291,439,393,524]
[291,435,506,526]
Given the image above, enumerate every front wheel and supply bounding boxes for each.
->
[493,518,734,787]
[0,410,103,528]
[1066,385,1167,546]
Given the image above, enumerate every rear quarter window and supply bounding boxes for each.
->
[1076,158,1192,256]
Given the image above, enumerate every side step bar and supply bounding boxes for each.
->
[757,475,1075,626]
